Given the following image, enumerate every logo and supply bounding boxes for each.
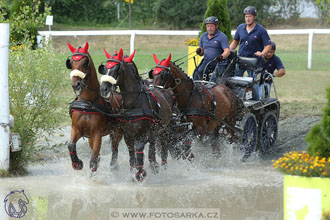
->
[4,190,29,218]
[213,41,218,44]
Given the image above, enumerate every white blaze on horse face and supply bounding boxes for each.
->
[100,75,117,84]
[70,69,86,80]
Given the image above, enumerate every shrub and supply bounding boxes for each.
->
[306,84,330,158]
[8,42,68,173]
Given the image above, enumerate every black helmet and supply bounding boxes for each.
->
[243,6,257,16]
[205,16,219,25]
[270,41,276,51]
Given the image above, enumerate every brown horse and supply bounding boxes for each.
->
[150,53,238,156]
[66,42,123,172]
[99,48,173,181]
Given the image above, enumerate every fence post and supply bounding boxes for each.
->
[0,23,10,171]
[130,31,135,56]
[308,30,314,70]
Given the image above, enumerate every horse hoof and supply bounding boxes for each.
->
[110,164,119,172]
[135,169,147,182]
[212,150,221,159]
[72,160,83,170]
[240,154,250,162]
[184,152,195,163]
[150,162,159,174]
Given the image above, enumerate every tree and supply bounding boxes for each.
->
[0,0,51,48]
[227,0,278,27]
[200,0,232,41]
[48,0,116,24]
[154,0,207,29]
[306,84,330,158]
[315,0,330,24]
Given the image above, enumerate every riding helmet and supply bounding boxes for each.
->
[243,6,257,16]
[270,41,276,51]
[205,16,219,25]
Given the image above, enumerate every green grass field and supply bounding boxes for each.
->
[54,34,330,119]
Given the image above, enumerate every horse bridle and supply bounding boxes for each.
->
[66,47,93,94]
[152,65,192,93]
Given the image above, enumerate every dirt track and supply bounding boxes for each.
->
[264,115,320,160]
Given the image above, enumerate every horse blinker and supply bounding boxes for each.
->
[66,59,72,69]
[98,64,106,75]
[148,70,154,79]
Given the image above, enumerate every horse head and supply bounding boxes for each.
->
[66,42,91,93]
[150,53,172,88]
[98,48,136,98]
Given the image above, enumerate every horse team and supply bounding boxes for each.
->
[66,41,239,181]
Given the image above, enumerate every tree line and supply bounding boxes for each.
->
[45,0,321,28]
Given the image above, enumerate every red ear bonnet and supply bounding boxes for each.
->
[124,50,136,63]
[67,42,89,61]
[153,53,171,75]
[105,48,124,69]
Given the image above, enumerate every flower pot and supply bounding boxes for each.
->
[187,46,202,76]
[284,174,330,219]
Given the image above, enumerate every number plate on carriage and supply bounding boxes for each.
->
[245,91,253,100]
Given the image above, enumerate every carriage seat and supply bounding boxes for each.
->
[238,57,258,70]
[226,76,254,87]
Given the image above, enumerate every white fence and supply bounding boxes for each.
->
[38,29,330,70]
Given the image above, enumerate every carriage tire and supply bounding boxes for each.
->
[240,113,258,159]
[258,111,278,153]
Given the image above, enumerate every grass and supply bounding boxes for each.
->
[53,34,330,121]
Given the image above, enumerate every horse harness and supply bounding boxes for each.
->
[117,82,162,125]
[169,72,240,133]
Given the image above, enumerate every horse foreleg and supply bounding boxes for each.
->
[89,135,102,172]
[148,138,159,174]
[135,139,147,181]
[110,129,123,170]
[69,129,83,170]
[211,126,221,158]
[181,132,194,162]
[124,137,136,172]
[159,133,169,167]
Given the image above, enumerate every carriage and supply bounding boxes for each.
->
[194,50,280,160]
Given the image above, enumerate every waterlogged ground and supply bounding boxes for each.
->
[0,116,320,220]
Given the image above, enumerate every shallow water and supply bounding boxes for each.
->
[1,133,284,220]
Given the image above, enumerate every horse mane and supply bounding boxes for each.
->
[169,61,190,80]
[129,62,141,81]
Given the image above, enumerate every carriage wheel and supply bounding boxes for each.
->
[259,111,278,153]
[240,113,258,161]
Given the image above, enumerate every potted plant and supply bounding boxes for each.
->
[273,85,330,220]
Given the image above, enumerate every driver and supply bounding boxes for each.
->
[193,16,230,82]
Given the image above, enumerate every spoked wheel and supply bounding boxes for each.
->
[240,113,258,161]
[259,111,278,153]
